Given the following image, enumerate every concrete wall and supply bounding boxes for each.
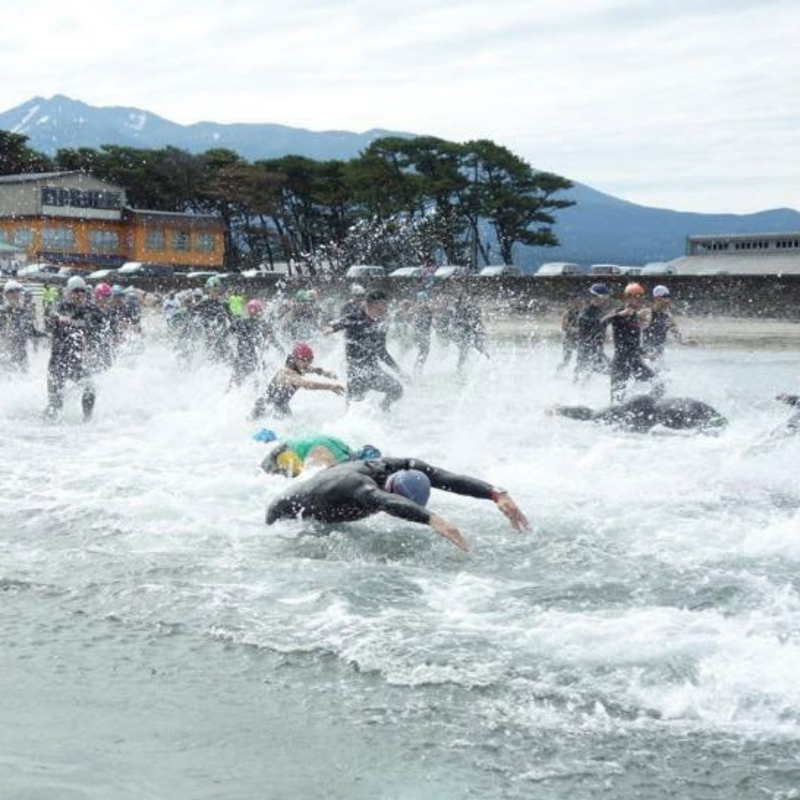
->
[54,273,800,320]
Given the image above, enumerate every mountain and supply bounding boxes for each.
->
[3,94,799,269]
[0,94,410,162]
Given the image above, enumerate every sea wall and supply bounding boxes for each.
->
[124,273,800,320]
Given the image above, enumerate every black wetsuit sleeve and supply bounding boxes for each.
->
[780,394,800,407]
[404,459,496,500]
[554,405,596,421]
[379,346,400,371]
[356,485,431,524]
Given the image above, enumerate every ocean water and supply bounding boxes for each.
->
[2,324,800,800]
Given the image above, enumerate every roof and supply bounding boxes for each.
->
[668,254,800,275]
[0,171,80,184]
[123,207,222,226]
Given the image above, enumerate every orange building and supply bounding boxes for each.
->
[0,171,225,271]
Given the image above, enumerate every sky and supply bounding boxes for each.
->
[1,0,798,214]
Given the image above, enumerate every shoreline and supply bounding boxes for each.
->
[485,312,800,350]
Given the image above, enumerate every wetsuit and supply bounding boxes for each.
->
[329,308,403,411]
[553,395,727,432]
[46,299,104,419]
[557,305,581,371]
[229,317,280,386]
[452,296,487,369]
[193,297,230,361]
[643,308,676,359]
[606,308,658,403]
[266,457,497,526]
[777,394,800,433]
[413,301,434,370]
[574,304,608,379]
[0,303,38,373]
[252,361,336,419]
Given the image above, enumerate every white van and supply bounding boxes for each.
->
[344,264,386,279]
[536,262,582,277]
[589,263,627,276]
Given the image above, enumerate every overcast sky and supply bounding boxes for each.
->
[2,0,798,214]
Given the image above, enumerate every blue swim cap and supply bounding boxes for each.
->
[385,469,431,507]
[352,444,382,460]
[252,428,278,443]
[589,282,610,297]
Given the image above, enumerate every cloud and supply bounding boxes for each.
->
[0,0,798,212]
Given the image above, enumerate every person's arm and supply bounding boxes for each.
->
[276,368,345,395]
[358,485,469,552]
[546,404,596,421]
[405,458,530,532]
[777,393,800,407]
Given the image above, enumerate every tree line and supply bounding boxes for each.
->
[0,129,574,274]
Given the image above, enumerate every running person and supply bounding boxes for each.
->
[574,283,611,383]
[266,456,529,552]
[603,282,661,404]
[251,342,344,419]
[325,290,405,412]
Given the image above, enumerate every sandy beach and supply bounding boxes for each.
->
[486,311,800,349]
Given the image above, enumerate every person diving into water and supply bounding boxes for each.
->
[547,394,728,433]
[265,457,529,552]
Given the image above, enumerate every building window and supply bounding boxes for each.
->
[145,229,166,251]
[13,228,34,247]
[41,186,122,210]
[41,227,76,250]
[194,232,216,252]
[89,230,120,254]
[0,230,7,243]
[171,231,190,251]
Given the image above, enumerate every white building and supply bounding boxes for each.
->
[668,232,800,275]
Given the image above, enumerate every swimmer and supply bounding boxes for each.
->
[261,434,382,477]
[251,342,345,420]
[266,457,529,552]
[547,394,728,433]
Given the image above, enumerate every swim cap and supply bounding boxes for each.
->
[350,283,366,296]
[385,469,431,507]
[246,298,264,316]
[205,276,221,288]
[251,428,278,443]
[653,285,670,298]
[623,282,645,296]
[291,342,314,362]
[94,282,112,299]
[589,282,609,297]
[275,449,303,477]
[65,275,87,294]
[416,291,429,302]
[352,444,382,460]
[111,284,124,296]
[3,279,23,293]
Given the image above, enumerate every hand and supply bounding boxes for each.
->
[428,513,469,552]
[330,383,346,396]
[495,493,530,532]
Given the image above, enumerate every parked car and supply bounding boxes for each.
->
[88,268,119,280]
[388,266,424,278]
[479,265,522,277]
[641,262,678,275]
[117,262,183,279]
[433,265,469,279]
[589,263,629,276]
[344,264,386,279]
[536,262,582,277]
[16,262,61,278]
[183,270,232,281]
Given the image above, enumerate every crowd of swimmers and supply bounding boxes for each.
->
[1,273,796,552]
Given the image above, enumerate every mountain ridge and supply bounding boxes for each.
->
[2,94,798,268]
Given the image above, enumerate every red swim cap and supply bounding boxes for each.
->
[246,299,264,315]
[623,282,645,296]
[291,342,314,361]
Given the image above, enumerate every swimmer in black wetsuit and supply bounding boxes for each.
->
[251,342,344,419]
[325,290,406,412]
[547,394,728,433]
[775,393,800,433]
[265,457,529,552]
[602,282,662,404]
